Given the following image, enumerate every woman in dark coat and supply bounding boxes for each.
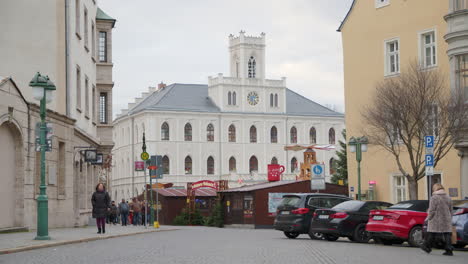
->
[421,183,454,256]
[92,183,111,234]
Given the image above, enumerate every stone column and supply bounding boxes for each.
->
[458,149,468,199]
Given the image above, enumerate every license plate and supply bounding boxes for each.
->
[318,215,329,219]
[282,211,290,215]
[373,215,384,221]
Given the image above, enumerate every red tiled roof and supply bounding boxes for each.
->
[153,188,217,197]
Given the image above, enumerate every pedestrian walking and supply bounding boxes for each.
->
[421,183,454,256]
[119,198,129,226]
[131,198,142,226]
[110,201,118,225]
[91,183,111,234]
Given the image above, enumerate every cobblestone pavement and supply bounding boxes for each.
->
[1,226,467,264]
[0,224,176,254]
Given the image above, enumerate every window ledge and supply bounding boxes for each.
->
[76,32,82,40]
[421,65,438,71]
[384,72,400,78]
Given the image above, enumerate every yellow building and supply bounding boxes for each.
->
[339,0,466,203]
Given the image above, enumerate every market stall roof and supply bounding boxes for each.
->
[219,180,308,193]
[152,188,217,197]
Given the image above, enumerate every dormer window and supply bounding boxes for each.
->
[248,56,256,78]
[375,0,390,8]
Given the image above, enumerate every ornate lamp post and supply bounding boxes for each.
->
[30,72,56,240]
[349,136,368,200]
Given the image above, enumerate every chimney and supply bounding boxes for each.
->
[158,82,166,90]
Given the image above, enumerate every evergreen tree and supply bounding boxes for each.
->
[331,129,348,185]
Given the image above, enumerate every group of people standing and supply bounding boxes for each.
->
[91,183,153,234]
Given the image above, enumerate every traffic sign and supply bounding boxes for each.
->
[425,154,434,167]
[148,165,158,170]
[141,152,149,161]
[426,166,434,176]
[312,164,324,177]
[425,136,434,148]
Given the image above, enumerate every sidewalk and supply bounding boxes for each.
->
[0,224,179,255]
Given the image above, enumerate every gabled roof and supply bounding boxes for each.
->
[0,76,29,106]
[121,83,343,120]
[96,8,116,27]
[337,0,356,32]
[219,180,304,193]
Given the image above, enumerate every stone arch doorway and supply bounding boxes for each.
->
[0,121,24,228]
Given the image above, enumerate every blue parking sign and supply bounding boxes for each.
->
[425,154,434,167]
[425,136,434,148]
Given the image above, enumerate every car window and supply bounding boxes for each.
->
[361,202,378,212]
[389,200,429,212]
[307,197,321,208]
[332,200,365,211]
[279,196,302,207]
[376,203,392,210]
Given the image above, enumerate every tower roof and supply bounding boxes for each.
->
[96,8,116,26]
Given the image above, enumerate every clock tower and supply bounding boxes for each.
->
[208,31,286,113]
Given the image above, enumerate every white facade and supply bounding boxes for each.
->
[112,32,345,202]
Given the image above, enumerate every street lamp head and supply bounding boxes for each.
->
[348,137,357,153]
[30,72,49,101]
[44,76,56,103]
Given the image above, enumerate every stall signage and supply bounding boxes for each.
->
[192,180,218,190]
[267,164,285,182]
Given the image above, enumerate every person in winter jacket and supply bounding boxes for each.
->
[110,201,118,225]
[421,183,454,256]
[119,199,130,226]
[91,183,111,234]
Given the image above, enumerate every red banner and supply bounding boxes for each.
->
[192,180,218,190]
[134,161,145,171]
[268,164,285,182]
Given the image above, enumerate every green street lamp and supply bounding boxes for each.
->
[349,136,368,201]
[30,72,56,240]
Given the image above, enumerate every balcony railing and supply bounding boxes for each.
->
[454,0,468,11]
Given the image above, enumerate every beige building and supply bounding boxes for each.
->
[0,1,116,229]
[339,0,466,203]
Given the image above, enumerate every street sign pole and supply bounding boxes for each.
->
[425,136,434,199]
[144,166,147,228]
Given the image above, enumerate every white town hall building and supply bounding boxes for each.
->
[112,32,345,201]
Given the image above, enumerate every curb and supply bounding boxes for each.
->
[0,228,179,255]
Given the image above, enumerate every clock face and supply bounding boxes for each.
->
[247,91,259,106]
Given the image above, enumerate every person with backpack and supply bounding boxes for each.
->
[119,198,130,226]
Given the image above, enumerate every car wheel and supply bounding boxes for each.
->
[352,223,371,243]
[308,232,324,240]
[347,236,355,242]
[324,234,339,241]
[284,232,300,239]
[408,226,424,247]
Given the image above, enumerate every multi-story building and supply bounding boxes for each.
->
[339,0,466,202]
[446,0,468,198]
[112,32,345,202]
[0,0,115,229]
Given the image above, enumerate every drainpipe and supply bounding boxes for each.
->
[131,117,135,198]
[218,114,222,182]
[65,0,70,116]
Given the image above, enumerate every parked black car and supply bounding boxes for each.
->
[310,200,392,242]
[273,193,351,239]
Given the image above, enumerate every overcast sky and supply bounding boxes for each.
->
[98,0,354,118]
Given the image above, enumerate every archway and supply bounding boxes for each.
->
[0,121,23,228]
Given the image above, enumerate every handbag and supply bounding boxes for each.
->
[451,226,457,244]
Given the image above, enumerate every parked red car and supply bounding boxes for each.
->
[366,200,429,247]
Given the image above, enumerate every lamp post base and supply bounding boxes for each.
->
[34,235,51,241]
[35,194,50,240]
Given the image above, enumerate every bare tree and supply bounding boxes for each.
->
[363,61,468,199]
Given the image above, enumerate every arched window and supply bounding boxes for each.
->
[161,122,169,141]
[162,155,169,174]
[271,157,278,165]
[232,92,237,105]
[290,126,297,143]
[185,156,192,175]
[249,156,258,173]
[248,56,256,78]
[250,125,257,143]
[310,127,317,144]
[228,124,236,142]
[274,94,278,107]
[207,123,214,142]
[330,158,336,175]
[291,157,298,173]
[207,156,214,175]
[270,126,278,143]
[184,123,192,141]
[228,91,232,105]
[229,157,236,172]
[329,128,336,145]
[270,93,274,107]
